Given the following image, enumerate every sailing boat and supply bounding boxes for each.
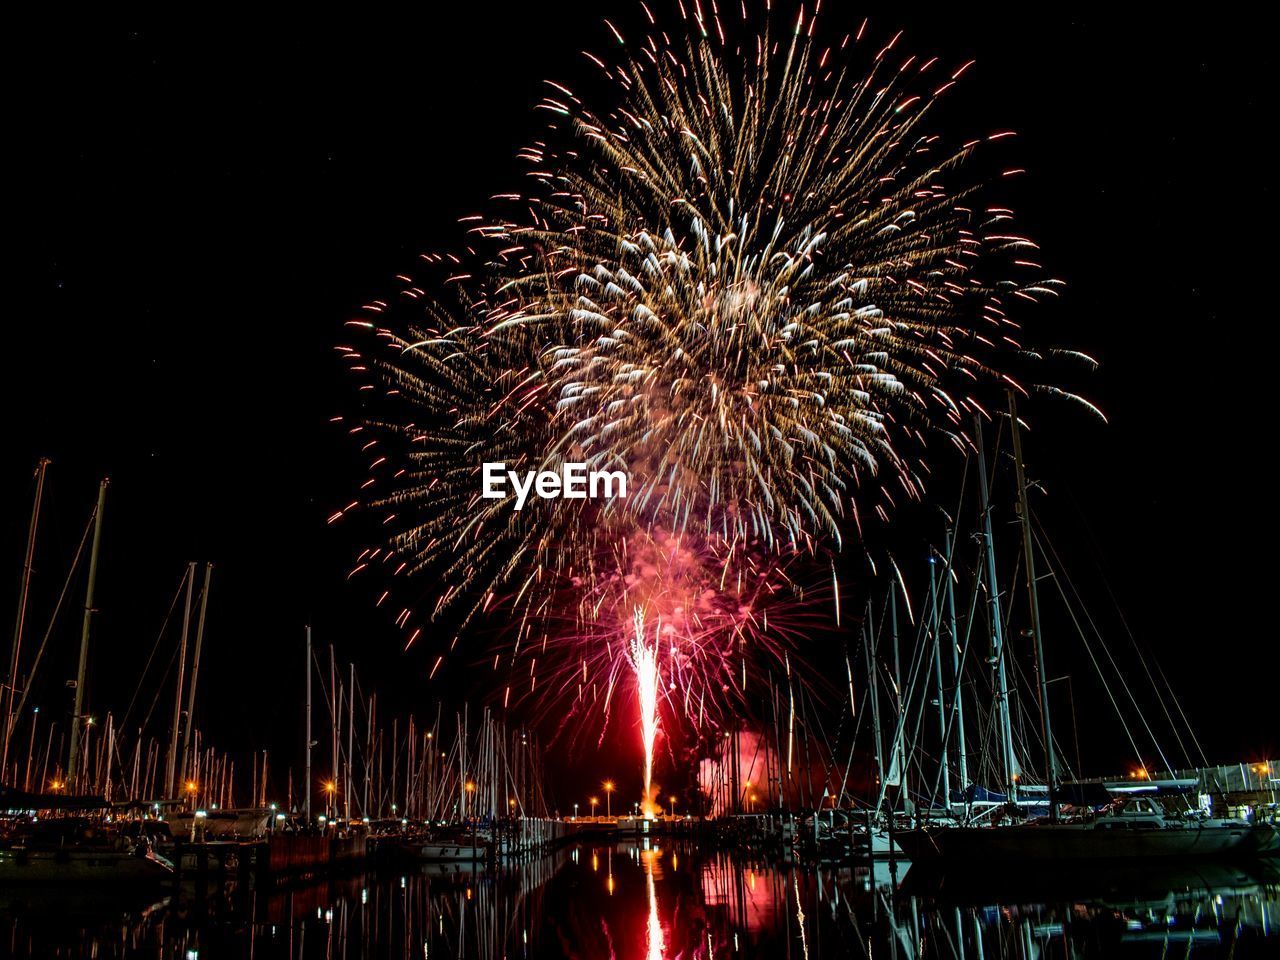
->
[0,793,175,883]
[895,793,1279,863]
[896,395,1280,866]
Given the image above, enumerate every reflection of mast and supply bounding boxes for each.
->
[1008,392,1059,819]
[974,415,1018,800]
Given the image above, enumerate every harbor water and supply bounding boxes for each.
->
[1,841,1276,958]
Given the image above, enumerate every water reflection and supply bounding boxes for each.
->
[0,844,1275,957]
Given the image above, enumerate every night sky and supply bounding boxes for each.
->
[8,6,1273,805]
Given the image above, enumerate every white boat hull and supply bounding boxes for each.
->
[409,843,486,861]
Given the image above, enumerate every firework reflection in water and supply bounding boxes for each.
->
[5,844,1274,957]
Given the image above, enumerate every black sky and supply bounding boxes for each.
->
[7,5,1275,803]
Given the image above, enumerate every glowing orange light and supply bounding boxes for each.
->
[186,780,198,794]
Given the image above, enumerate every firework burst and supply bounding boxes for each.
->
[467,6,1094,548]
[340,4,1090,731]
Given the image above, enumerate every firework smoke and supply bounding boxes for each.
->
[506,527,825,753]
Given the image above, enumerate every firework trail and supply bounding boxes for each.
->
[340,4,1092,737]
[631,607,661,818]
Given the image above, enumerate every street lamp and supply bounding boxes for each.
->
[603,780,614,818]
[465,781,479,862]
[669,795,677,818]
[589,796,598,819]
[573,802,579,820]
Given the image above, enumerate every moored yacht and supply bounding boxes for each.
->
[896,795,1279,864]
[0,818,175,883]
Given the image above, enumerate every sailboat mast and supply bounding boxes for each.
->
[304,625,313,821]
[329,645,337,819]
[2,457,50,782]
[889,583,907,811]
[943,528,968,797]
[974,415,1018,800]
[863,604,884,795]
[166,562,195,798]
[179,562,212,792]
[67,477,108,789]
[1007,392,1060,819]
[929,553,951,806]
[346,662,354,822]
